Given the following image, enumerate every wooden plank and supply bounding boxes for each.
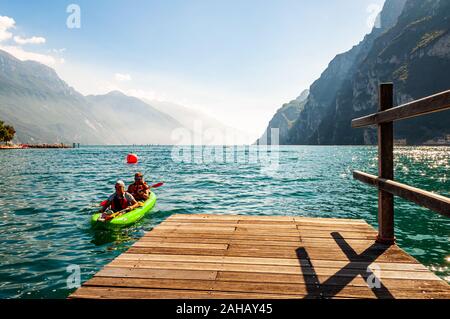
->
[235,228,300,236]
[106,260,312,275]
[354,171,450,217]
[96,267,218,280]
[352,89,450,128]
[85,277,217,292]
[144,230,300,242]
[140,238,302,247]
[216,271,449,290]
[126,247,227,256]
[165,221,298,230]
[311,259,430,272]
[222,247,412,261]
[117,253,309,266]
[298,230,376,240]
[300,237,380,246]
[293,217,367,225]
[162,222,239,228]
[139,236,231,245]
[165,218,241,224]
[155,225,237,232]
[297,224,377,234]
[70,286,305,299]
[238,219,299,225]
[132,242,229,250]
[170,214,295,222]
[311,267,441,281]
[296,222,374,230]
[144,232,303,243]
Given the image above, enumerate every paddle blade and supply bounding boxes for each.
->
[100,200,108,207]
[150,182,164,188]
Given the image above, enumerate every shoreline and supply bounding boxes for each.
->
[1,144,449,149]
[0,143,72,150]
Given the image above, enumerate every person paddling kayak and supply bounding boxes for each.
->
[98,180,140,222]
[128,172,150,201]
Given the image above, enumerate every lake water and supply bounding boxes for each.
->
[0,145,448,298]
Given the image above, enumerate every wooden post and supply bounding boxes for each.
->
[377,83,395,245]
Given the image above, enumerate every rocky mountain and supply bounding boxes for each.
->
[0,47,245,145]
[307,0,450,145]
[0,49,192,145]
[263,0,450,145]
[0,49,115,144]
[256,89,309,145]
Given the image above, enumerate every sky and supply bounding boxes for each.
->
[0,0,385,142]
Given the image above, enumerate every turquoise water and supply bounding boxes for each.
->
[0,145,448,299]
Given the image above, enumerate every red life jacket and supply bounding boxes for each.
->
[110,194,129,212]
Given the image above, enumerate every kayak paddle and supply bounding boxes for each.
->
[99,202,145,222]
[149,182,164,189]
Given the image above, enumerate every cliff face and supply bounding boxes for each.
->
[279,0,450,145]
[287,0,409,145]
[257,89,309,145]
[318,0,450,145]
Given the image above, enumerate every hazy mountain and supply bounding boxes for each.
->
[286,0,450,145]
[147,99,249,145]
[256,89,309,145]
[0,49,189,145]
[86,92,185,145]
[0,49,115,144]
[0,47,249,145]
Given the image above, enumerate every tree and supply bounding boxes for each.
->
[0,121,6,143]
[0,121,16,144]
[4,125,15,144]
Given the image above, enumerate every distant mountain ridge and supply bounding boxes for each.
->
[261,0,450,145]
[0,49,114,144]
[148,99,249,145]
[0,49,231,145]
[86,91,184,145]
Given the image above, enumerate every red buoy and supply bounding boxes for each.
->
[127,153,138,164]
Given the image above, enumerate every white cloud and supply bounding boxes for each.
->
[14,35,46,45]
[0,15,63,67]
[0,16,15,42]
[0,45,60,66]
[114,73,132,82]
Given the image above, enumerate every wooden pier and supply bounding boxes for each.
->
[70,214,450,299]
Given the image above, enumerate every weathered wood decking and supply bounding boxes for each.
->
[70,214,450,299]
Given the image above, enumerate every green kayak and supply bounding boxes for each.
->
[91,192,157,230]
